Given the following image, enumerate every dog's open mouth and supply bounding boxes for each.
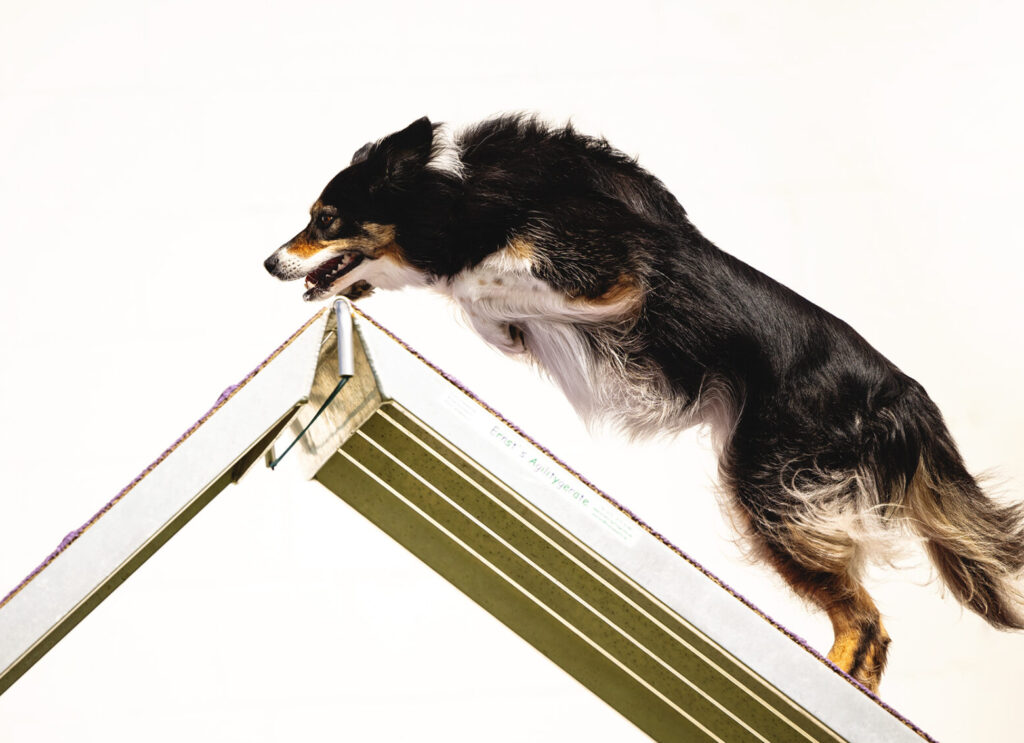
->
[302,251,364,301]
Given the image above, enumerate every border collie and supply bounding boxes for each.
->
[265,115,1024,692]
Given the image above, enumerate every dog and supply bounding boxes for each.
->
[264,115,1024,692]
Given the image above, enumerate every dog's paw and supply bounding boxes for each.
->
[341,281,375,300]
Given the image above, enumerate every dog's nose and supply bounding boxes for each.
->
[264,253,280,275]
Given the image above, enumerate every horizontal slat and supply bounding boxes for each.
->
[370,405,840,743]
[317,404,845,743]
[318,445,714,741]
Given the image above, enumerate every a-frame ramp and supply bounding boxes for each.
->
[0,303,935,742]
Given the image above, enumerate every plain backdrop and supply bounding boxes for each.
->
[1,2,1023,741]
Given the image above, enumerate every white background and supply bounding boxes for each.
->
[1,2,1023,741]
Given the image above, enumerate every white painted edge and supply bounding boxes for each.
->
[0,313,329,675]
[352,313,926,743]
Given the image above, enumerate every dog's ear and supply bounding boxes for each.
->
[379,116,433,186]
[351,141,374,165]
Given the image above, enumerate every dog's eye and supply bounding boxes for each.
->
[317,214,336,227]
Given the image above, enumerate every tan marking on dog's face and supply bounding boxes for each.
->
[362,222,397,247]
[285,235,325,258]
[284,222,398,260]
[371,237,407,263]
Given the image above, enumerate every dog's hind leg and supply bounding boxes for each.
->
[722,456,892,691]
[760,542,891,692]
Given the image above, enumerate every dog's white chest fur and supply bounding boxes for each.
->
[441,246,690,436]
[446,249,558,355]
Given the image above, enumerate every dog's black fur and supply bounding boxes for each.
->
[266,115,1024,691]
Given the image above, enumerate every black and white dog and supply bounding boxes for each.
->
[265,115,1024,691]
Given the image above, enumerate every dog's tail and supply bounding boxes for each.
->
[899,386,1024,629]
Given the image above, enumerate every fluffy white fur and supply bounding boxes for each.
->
[330,254,430,294]
[425,125,466,179]
[442,245,695,437]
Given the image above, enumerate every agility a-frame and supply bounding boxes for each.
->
[0,302,935,743]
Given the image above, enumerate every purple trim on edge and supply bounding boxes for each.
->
[350,305,939,743]
[0,384,240,610]
[0,310,326,613]
[0,305,936,742]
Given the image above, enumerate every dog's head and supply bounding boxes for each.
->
[264,116,437,301]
